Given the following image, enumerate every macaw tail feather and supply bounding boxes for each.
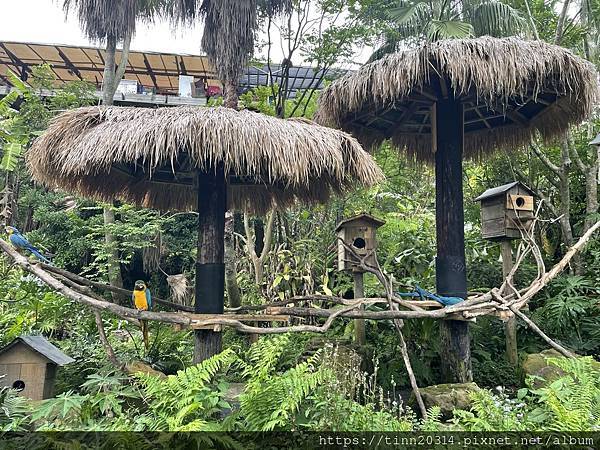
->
[141,319,149,350]
[28,247,51,264]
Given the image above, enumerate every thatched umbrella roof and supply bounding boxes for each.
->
[315,37,599,161]
[28,106,383,213]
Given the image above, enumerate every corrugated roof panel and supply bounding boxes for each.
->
[0,41,343,98]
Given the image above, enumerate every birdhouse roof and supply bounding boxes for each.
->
[0,336,74,366]
[335,213,385,231]
[474,181,534,202]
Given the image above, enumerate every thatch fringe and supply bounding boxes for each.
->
[315,37,599,160]
[28,106,383,213]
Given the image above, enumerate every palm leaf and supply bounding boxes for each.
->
[471,0,525,37]
[427,20,474,41]
[0,143,22,172]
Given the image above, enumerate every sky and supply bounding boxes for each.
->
[0,0,371,69]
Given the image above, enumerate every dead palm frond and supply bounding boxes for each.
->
[28,106,383,213]
[315,36,599,161]
[63,0,139,41]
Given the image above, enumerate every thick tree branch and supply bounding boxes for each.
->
[531,143,561,176]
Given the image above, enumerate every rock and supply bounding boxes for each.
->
[221,382,246,417]
[409,382,480,419]
[522,349,600,388]
[522,349,564,388]
[125,360,167,378]
[223,382,245,405]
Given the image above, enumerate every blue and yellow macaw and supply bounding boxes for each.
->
[5,226,51,264]
[132,280,152,350]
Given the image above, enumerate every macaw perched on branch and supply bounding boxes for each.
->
[5,226,51,264]
[132,280,152,350]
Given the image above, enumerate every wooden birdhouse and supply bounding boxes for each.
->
[336,213,385,272]
[0,335,74,400]
[474,181,535,241]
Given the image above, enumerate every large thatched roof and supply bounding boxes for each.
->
[28,106,383,213]
[315,37,599,161]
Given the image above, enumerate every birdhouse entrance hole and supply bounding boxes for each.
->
[12,380,25,391]
[353,237,366,249]
[515,197,525,207]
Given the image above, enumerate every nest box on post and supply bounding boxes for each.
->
[474,181,535,241]
[336,213,385,272]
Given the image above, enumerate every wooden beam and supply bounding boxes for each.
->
[178,56,187,75]
[57,48,83,80]
[143,54,159,91]
[0,43,31,78]
[506,109,530,127]
[469,107,495,129]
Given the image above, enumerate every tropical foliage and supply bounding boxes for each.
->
[0,0,599,439]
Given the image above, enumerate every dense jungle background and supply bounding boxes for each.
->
[0,0,599,434]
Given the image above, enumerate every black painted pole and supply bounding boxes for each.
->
[435,95,472,383]
[194,165,226,363]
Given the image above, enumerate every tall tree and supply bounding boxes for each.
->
[62,0,162,297]
[169,0,292,323]
[170,0,292,107]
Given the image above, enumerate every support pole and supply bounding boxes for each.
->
[501,240,518,366]
[435,94,472,383]
[353,271,366,346]
[194,165,226,363]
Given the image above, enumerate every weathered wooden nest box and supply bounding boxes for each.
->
[336,213,385,272]
[474,181,535,241]
[0,335,74,400]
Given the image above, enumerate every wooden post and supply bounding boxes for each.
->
[353,271,366,346]
[501,240,518,366]
[193,166,226,363]
[435,94,472,383]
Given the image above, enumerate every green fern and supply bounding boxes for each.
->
[135,348,237,431]
[239,335,333,431]
[532,357,600,431]
[0,386,32,431]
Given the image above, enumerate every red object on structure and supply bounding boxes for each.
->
[206,85,222,97]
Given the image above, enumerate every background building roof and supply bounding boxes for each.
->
[1,41,341,97]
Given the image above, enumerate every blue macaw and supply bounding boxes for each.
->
[397,285,464,306]
[132,280,152,350]
[5,226,51,264]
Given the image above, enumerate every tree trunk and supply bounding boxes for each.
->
[353,271,366,346]
[501,241,518,366]
[583,134,599,233]
[103,203,124,300]
[102,35,117,106]
[194,166,226,363]
[221,76,243,308]
[558,138,580,274]
[224,212,242,308]
[223,78,238,109]
[100,33,130,294]
[434,96,472,383]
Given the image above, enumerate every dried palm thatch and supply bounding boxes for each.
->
[28,106,383,213]
[315,37,599,161]
[168,0,291,84]
[63,0,138,42]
